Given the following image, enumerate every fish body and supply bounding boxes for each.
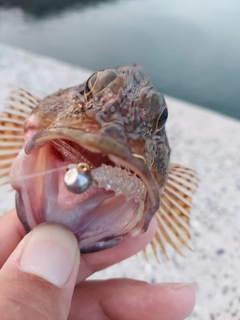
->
[0,66,198,258]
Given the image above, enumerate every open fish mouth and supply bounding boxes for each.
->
[11,127,160,252]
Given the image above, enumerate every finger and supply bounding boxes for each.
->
[0,223,80,320]
[0,209,26,267]
[69,279,196,320]
[0,209,157,282]
[78,216,157,282]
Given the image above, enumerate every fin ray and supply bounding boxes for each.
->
[0,108,29,119]
[0,142,23,147]
[13,88,41,104]
[0,117,27,126]
[0,88,40,187]
[160,206,190,244]
[151,163,198,260]
[157,215,184,255]
[7,97,36,111]
[0,169,9,179]
[164,184,192,207]
[0,135,24,141]
[161,198,191,233]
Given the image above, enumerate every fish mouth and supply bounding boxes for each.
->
[12,127,160,252]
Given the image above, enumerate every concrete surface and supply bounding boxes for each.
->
[0,43,240,319]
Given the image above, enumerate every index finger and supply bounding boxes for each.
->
[0,209,26,268]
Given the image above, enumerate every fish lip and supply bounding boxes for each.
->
[25,126,160,221]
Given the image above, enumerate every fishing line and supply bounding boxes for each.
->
[11,165,69,184]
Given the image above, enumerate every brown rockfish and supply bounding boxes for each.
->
[0,66,198,258]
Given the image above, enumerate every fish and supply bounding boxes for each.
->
[0,66,198,259]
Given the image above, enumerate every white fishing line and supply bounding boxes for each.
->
[13,165,69,183]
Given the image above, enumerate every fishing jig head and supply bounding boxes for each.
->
[64,163,93,194]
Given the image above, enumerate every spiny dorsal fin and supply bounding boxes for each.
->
[148,164,198,262]
[0,88,40,188]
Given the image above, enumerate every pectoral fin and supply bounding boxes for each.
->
[0,88,40,187]
[149,164,198,261]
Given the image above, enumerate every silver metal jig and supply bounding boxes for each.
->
[64,163,93,194]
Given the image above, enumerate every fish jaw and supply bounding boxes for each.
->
[10,127,160,252]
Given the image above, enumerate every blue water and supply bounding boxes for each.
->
[0,0,240,119]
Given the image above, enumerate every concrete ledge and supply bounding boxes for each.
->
[0,43,240,319]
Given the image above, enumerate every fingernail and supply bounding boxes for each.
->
[154,282,195,290]
[171,283,195,290]
[19,224,80,287]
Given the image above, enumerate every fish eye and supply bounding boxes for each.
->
[84,69,118,97]
[156,106,168,130]
[84,72,99,96]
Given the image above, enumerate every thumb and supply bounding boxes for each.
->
[0,223,80,320]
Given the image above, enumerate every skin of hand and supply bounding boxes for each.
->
[0,209,195,320]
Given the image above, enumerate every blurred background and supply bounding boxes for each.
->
[0,0,239,119]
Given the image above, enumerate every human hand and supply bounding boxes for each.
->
[0,209,195,320]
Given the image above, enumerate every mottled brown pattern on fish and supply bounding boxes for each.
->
[0,66,198,259]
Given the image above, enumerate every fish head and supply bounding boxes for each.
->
[8,66,171,252]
